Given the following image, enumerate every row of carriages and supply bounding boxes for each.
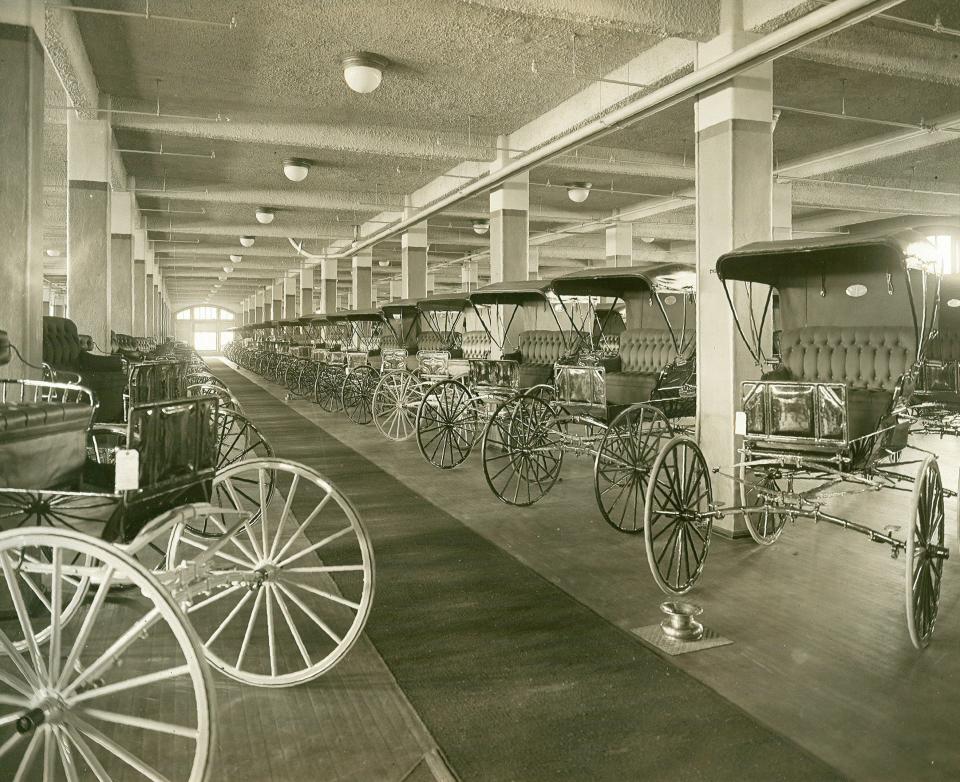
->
[0,325,373,777]
[230,232,960,651]
[2,230,960,778]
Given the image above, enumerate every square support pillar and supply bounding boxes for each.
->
[389,280,401,302]
[461,262,478,291]
[110,189,135,334]
[528,247,540,280]
[67,113,112,348]
[426,272,436,295]
[352,250,373,310]
[0,20,44,377]
[605,223,633,267]
[773,181,793,240]
[262,286,273,322]
[695,30,775,536]
[489,172,529,284]
[300,266,313,316]
[272,281,283,322]
[283,275,297,318]
[401,222,427,300]
[320,261,337,314]
[133,229,147,335]
[255,289,264,322]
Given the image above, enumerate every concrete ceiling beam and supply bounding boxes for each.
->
[777,107,960,179]
[792,209,891,232]
[144,222,355,241]
[791,178,960,216]
[455,0,719,39]
[793,25,960,87]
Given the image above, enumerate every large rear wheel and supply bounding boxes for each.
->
[905,455,946,649]
[415,380,481,469]
[372,371,421,441]
[341,366,379,425]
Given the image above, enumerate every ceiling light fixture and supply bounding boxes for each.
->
[282,158,311,182]
[566,182,592,203]
[640,236,656,244]
[229,254,242,263]
[45,249,61,257]
[472,219,489,236]
[378,259,390,267]
[342,51,388,94]
[223,264,234,273]
[240,236,255,247]
[255,207,275,224]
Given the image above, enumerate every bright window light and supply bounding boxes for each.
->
[926,234,955,274]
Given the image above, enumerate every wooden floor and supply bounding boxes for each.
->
[220,360,960,782]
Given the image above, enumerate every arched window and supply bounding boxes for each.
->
[173,306,237,352]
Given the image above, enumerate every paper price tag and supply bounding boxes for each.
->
[114,449,140,492]
[734,411,747,437]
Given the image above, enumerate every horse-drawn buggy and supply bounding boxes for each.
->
[478,265,697,540]
[637,232,952,648]
[0,334,374,777]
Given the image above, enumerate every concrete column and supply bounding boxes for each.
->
[773,181,793,240]
[153,277,161,337]
[426,272,436,295]
[352,250,373,310]
[605,222,633,267]
[401,220,427,299]
[0,17,44,377]
[271,280,282,321]
[145,272,155,338]
[110,189,135,334]
[283,275,297,318]
[52,292,66,318]
[528,247,540,280]
[255,289,264,322]
[695,27,775,536]
[300,266,313,316]
[489,170,529,283]
[389,280,402,302]
[67,113,112,348]
[461,262,478,291]
[262,286,273,322]
[320,261,337,314]
[133,229,146,335]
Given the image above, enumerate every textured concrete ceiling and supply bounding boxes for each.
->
[39,0,960,307]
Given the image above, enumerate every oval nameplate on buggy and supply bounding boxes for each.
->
[948,299,960,308]
[845,284,867,298]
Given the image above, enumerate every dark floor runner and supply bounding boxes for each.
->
[212,361,843,782]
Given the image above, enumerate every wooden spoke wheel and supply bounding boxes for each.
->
[168,459,375,686]
[905,455,946,649]
[341,366,379,425]
[372,371,421,441]
[283,359,304,393]
[0,528,213,781]
[482,395,563,507]
[316,365,345,413]
[738,463,789,545]
[296,361,321,400]
[415,380,481,469]
[594,404,673,534]
[643,436,713,595]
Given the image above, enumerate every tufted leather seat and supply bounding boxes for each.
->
[417,333,447,352]
[771,326,915,439]
[43,316,125,422]
[380,333,400,350]
[605,329,686,406]
[517,330,572,387]
[462,330,490,360]
[931,330,960,362]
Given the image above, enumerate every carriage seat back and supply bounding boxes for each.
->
[518,330,571,365]
[0,331,9,366]
[417,332,447,352]
[778,326,915,393]
[930,329,960,362]
[462,330,490,359]
[618,329,684,374]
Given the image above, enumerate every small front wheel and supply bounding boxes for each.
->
[643,436,713,595]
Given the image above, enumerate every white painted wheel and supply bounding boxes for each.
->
[372,371,421,441]
[167,459,375,687]
[0,527,213,781]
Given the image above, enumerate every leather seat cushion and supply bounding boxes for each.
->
[417,333,446,352]
[0,402,91,489]
[605,371,659,406]
[519,363,554,388]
